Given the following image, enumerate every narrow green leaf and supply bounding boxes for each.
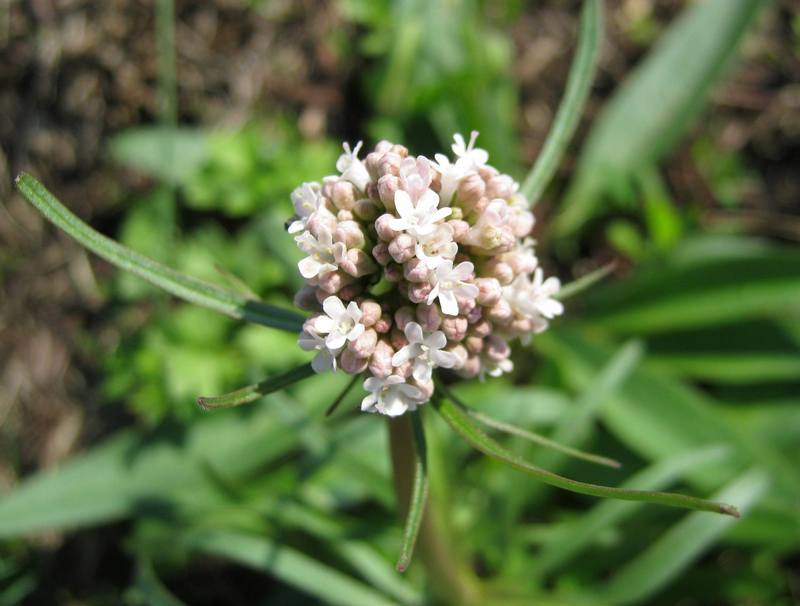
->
[185,529,400,606]
[432,394,739,517]
[555,261,616,301]
[396,411,429,573]
[445,389,620,469]
[14,173,305,332]
[599,468,769,605]
[533,445,731,577]
[520,0,602,205]
[555,0,771,235]
[196,363,315,410]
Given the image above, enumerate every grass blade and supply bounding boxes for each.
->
[396,412,429,573]
[444,388,620,469]
[520,0,602,205]
[197,363,315,410]
[432,393,739,517]
[185,529,400,606]
[555,261,616,301]
[14,172,305,332]
[599,468,769,605]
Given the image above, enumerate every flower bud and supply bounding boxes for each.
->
[337,283,364,301]
[377,174,400,210]
[506,249,537,275]
[390,144,409,157]
[448,219,470,242]
[369,339,395,378]
[456,173,485,212]
[340,348,369,374]
[360,300,382,327]
[403,257,429,283]
[475,277,502,306]
[457,355,481,378]
[332,180,356,210]
[407,282,433,304]
[478,165,499,182]
[348,327,378,358]
[341,248,376,277]
[415,303,442,332]
[466,305,482,324]
[486,298,513,324]
[306,209,337,238]
[374,313,392,334]
[485,335,511,363]
[372,242,392,266]
[465,335,484,354]
[353,198,380,221]
[319,271,353,294]
[293,285,319,311]
[510,208,534,238]
[470,319,492,338]
[412,378,434,400]
[375,213,399,241]
[394,306,415,332]
[457,295,477,316]
[384,263,403,282]
[486,174,517,199]
[390,327,409,351]
[388,233,416,263]
[335,220,365,249]
[484,258,514,285]
[378,153,402,177]
[442,316,468,342]
[447,344,468,369]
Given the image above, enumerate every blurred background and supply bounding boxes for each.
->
[1,0,799,604]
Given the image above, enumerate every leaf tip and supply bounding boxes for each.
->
[720,503,740,518]
[395,558,410,573]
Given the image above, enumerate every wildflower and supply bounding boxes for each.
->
[337,141,371,192]
[427,260,479,316]
[451,131,489,167]
[388,189,452,238]
[431,153,474,206]
[414,223,458,269]
[288,182,322,234]
[298,329,339,373]
[361,375,424,417]
[295,227,347,279]
[392,322,458,382]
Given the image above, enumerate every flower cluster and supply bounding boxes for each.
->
[290,133,563,416]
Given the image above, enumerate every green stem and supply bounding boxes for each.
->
[387,416,481,605]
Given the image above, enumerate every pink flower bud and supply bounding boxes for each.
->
[442,316,468,342]
[485,335,511,363]
[321,177,336,200]
[395,361,413,379]
[478,165,499,182]
[407,282,433,304]
[377,174,400,210]
[374,313,392,334]
[340,348,369,374]
[457,295,477,316]
[384,264,403,282]
[332,180,356,210]
[341,249,376,277]
[486,174,517,199]
[390,144,409,157]
[388,233,416,263]
[378,153,402,177]
[337,209,354,222]
[511,209,534,238]
[465,335,484,354]
[372,242,392,266]
[365,151,384,179]
[448,219,470,242]
[306,209,337,238]
[466,305,482,324]
[447,344,468,369]
[375,140,394,154]
[360,300,382,327]
[335,220,365,249]
[348,328,378,358]
[337,283,363,300]
[293,286,319,311]
[486,299,513,324]
[369,339,395,378]
[484,258,514,285]
[475,278,502,305]
[394,307,415,332]
[353,198,380,221]
[415,303,442,332]
[470,319,492,338]
[506,249,537,275]
[403,257,430,283]
[457,355,481,378]
[319,271,353,294]
[375,213,399,241]
[456,173,485,211]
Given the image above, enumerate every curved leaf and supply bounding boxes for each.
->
[14,173,305,332]
[197,363,315,410]
[396,412,429,572]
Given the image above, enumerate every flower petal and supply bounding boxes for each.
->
[404,322,423,344]
[323,296,346,319]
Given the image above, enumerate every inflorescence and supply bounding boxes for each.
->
[289,133,563,416]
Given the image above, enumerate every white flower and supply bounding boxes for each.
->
[298,329,339,373]
[502,269,564,321]
[399,156,433,203]
[288,182,322,234]
[388,189,451,238]
[336,141,371,192]
[431,153,473,206]
[415,223,458,269]
[392,322,458,382]
[462,199,514,251]
[479,357,513,381]
[427,260,479,316]
[295,227,347,279]
[312,296,365,350]
[361,374,424,417]
[451,131,489,167]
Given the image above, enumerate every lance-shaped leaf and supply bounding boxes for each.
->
[556,261,616,301]
[197,363,315,410]
[395,411,429,573]
[443,387,620,469]
[519,0,602,205]
[14,173,305,332]
[432,393,739,517]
